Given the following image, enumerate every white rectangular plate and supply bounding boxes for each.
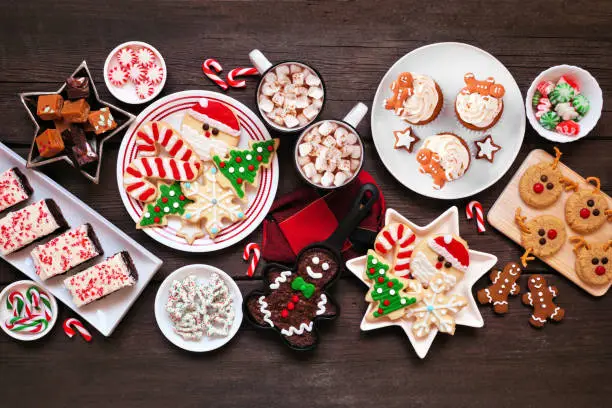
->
[0,143,163,336]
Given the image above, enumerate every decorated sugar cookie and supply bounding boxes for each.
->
[176,219,206,245]
[570,237,612,286]
[477,262,522,314]
[561,177,611,234]
[373,223,416,277]
[393,126,420,153]
[213,138,280,200]
[515,208,567,267]
[137,182,193,229]
[409,234,470,289]
[518,147,568,209]
[474,134,501,163]
[181,98,242,161]
[135,121,200,162]
[182,167,245,239]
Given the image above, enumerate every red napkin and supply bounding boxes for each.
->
[261,171,385,264]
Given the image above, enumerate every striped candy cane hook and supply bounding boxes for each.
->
[63,318,92,342]
[466,201,486,233]
[243,242,261,277]
[202,58,229,90]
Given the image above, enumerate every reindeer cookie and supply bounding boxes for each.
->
[562,177,612,234]
[570,237,612,286]
[522,274,565,328]
[245,248,339,350]
[518,147,569,209]
[515,208,567,267]
[477,262,522,314]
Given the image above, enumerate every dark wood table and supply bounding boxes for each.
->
[1,1,611,406]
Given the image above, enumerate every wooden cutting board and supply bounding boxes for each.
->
[488,149,612,297]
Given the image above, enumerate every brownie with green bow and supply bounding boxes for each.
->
[245,247,340,350]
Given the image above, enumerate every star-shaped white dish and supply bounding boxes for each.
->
[345,207,497,359]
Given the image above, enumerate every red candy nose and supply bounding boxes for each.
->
[435,262,443,269]
[533,183,544,193]
[205,131,211,138]
[547,229,557,239]
[580,208,590,219]
[595,266,606,276]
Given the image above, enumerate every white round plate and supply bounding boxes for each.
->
[116,90,279,252]
[103,41,167,104]
[525,64,602,143]
[371,42,525,200]
[0,280,58,341]
[154,264,243,352]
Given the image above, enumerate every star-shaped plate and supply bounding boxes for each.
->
[19,61,135,183]
[345,207,497,359]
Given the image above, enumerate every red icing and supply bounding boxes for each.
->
[533,183,544,193]
[580,208,590,219]
[256,155,263,162]
[219,162,226,168]
[387,281,394,287]
[248,164,255,171]
[377,307,383,315]
[436,262,442,269]
[383,299,390,306]
[267,145,274,152]
[154,206,161,212]
[236,157,242,163]
[236,178,243,184]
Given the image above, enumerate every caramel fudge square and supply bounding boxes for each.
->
[61,98,90,123]
[36,94,64,121]
[88,107,117,135]
[35,128,65,158]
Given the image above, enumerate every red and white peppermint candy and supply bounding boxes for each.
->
[108,65,128,87]
[127,64,146,83]
[135,81,155,99]
[227,67,259,88]
[135,47,156,67]
[144,63,164,85]
[243,242,261,277]
[63,318,92,342]
[466,200,486,233]
[116,47,137,68]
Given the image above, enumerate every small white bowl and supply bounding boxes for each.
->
[525,64,602,143]
[0,280,58,341]
[154,264,243,352]
[103,41,167,105]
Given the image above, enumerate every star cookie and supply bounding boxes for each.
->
[182,167,245,239]
[393,126,420,153]
[474,135,501,163]
[176,219,205,245]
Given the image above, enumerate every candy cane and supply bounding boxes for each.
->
[25,286,41,309]
[227,67,259,88]
[243,242,261,277]
[374,223,416,277]
[135,121,199,161]
[63,318,92,342]
[5,314,48,333]
[466,200,486,233]
[6,291,25,317]
[123,157,202,203]
[39,292,53,322]
[202,59,229,90]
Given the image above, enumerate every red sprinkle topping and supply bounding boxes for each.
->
[287,302,295,310]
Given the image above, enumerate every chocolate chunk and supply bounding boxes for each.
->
[65,77,90,100]
[62,125,98,167]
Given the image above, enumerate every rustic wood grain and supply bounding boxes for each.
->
[1,1,611,407]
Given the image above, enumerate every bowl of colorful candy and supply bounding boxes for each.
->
[526,65,602,143]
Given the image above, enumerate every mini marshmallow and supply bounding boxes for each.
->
[297,114,310,126]
[302,162,316,179]
[303,104,320,120]
[261,83,277,96]
[334,126,348,138]
[349,145,362,159]
[322,135,336,148]
[317,146,329,160]
[320,171,334,187]
[295,95,310,109]
[296,86,309,96]
[259,96,274,113]
[276,65,290,76]
[335,131,348,146]
[310,133,322,144]
[271,92,285,106]
[297,155,311,166]
[311,173,322,184]
[292,73,305,86]
[290,64,303,74]
[307,142,320,157]
[305,73,322,87]
[313,99,323,109]
[263,72,277,83]
[350,159,361,171]
[298,142,312,157]
[315,155,328,172]
[338,159,351,172]
[327,159,337,173]
[277,74,291,85]
[341,145,352,158]
[273,115,284,125]
[334,172,348,187]
[284,94,297,110]
[284,115,299,128]
[303,131,314,142]
[308,87,324,100]
[328,146,342,162]
[284,83,297,95]
[346,133,358,144]
[318,121,334,136]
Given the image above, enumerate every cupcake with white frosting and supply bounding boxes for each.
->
[384,72,443,125]
[455,72,505,131]
[416,133,471,190]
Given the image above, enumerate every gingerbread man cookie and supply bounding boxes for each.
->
[522,274,565,328]
[462,73,505,98]
[562,177,612,234]
[416,148,447,190]
[515,208,567,267]
[384,72,414,111]
[477,262,522,314]
[570,237,612,286]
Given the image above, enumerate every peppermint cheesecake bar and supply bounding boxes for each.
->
[0,167,33,212]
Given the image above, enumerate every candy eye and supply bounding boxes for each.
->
[203,123,210,130]
[212,128,219,135]
[444,262,452,268]
[540,175,548,182]
[437,255,444,262]
[322,262,329,271]
[546,183,554,190]
[603,258,609,265]
[538,229,545,236]
[539,238,546,245]
[312,256,320,265]
[593,209,600,216]
[592,258,599,265]
[587,199,594,207]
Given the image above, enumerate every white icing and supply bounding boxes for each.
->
[269,271,292,289]
[397,74,439,123]
[410,251,457,288]
[394,127,417,148]
[306,266,323,279]
[281,321,313,336]
[421,134,470,181]
[180,123,231,161]
[455,92,502,128]
[475,137,500,161]
[316,294,327,315]
[258,296,274,327]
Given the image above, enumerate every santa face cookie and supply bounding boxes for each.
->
[515,208,567,266]
[519,148,565,209]
[563,177,611,234]
[409,234,470,289]
[181,98,241,161]
[570,237,612,286]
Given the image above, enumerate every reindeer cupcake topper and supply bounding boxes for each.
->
[461,73,505,98]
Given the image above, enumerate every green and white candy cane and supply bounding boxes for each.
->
[548,83,575,105]
[539,111,561,130]
[572,94,590,116]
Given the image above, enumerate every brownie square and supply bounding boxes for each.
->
[65,77,90,100]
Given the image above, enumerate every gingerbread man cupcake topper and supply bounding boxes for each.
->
[462,73,505,98]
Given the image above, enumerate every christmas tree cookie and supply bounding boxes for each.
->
[137,182,193,228]
[212,138,280,200]
[364,250,420,321]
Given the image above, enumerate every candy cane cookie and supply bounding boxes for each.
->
[374,223,416,277]
[123,157,202,202]
[135,121,200,162]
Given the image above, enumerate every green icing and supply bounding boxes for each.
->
[139,182,193,227]
[212,139,277,199]
[572,94,590,116]
[366,252,416,318]
[548,83,575,105]
[532,90,542,107]
[539,111,560,130]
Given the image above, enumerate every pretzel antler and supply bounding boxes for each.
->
[520,248,535,267]
[606,209,612,222]
[604,240,612,251]
[569,236,590,254]
[551,147,563,170]
[585,177,601,194]
[560,177,578,192]
[515,208,531,233]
